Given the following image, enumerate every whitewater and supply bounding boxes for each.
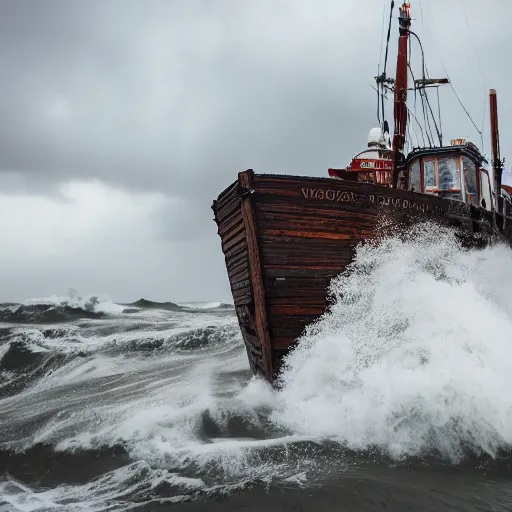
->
[1,223,512,511]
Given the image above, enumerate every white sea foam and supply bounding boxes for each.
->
[5,223,512,512]
[0,462,205,512]
[22,293,126,314]
[179,301,225,309]
[272,223,512,460]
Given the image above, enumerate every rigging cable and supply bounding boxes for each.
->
[444,65,483,142]
[406,115,413,153]
[407,63,426,147]
[421,90,434,147]
[376,67,381,127]
[408,30,443,146]
[408,26,432,147]
[418,47,443,146]
[406,44,423,149]
[377,0,387,126]
[436,87,443,145]
[383,0,394,74]
[380,0,395,128]
[379,0,387,68]
[460,0,487,152]
[406,105,427,147]
[423,91,442,145]
[406,26,430,143]
[422,0,483,146]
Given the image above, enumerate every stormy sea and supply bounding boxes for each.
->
[2,224,512,511]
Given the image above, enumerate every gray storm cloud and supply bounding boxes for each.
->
[0,0,510,301]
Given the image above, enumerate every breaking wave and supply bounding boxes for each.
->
[0,294,235,325]
[3,223,512,510]
[273,223,512,461]
[0,300,241,403]
[0,293,126,324]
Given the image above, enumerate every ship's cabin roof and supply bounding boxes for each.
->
[406,139,489,208]
[406,139,486,168]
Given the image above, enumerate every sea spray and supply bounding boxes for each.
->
[5,224,512,512]
[273,222,512,461]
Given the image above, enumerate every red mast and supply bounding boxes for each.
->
[392,2,411,189]
[490,89,503,212]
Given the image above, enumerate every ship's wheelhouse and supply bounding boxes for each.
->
[406,140,487,207]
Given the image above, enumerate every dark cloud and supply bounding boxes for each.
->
[2,0,508,193]
[0,0,511,301]
[0,0,379,193]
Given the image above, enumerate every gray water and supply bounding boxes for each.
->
[2,225,512,511]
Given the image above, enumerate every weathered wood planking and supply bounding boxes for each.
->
[213,178,265,376]
[239,171,274,381]
[213,170,504,384]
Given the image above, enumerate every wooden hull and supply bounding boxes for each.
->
[212,170,511,383]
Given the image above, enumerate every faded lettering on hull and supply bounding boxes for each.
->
[301,188,358,203]
[301,186,442,213]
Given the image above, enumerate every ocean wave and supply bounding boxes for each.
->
[0,293,129,325]
[0,339,70,399]
[5,227,512,512]
[118,298,183,312]
[272,222,512,462]
[120,299,234,314]
[101,324,243,355]
[0,457,206,512]
[23,293,127,314]
[0,294,235,327]
[179,302,235,311]
[0,302,106,324]
[0,319,242,401]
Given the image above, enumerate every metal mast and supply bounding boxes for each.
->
[490,89,503,213]
[392,2,411,188]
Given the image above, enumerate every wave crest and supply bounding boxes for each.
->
[273,223,512,461]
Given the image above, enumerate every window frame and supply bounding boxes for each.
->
[409,154,481,201]
[461,156,480,205]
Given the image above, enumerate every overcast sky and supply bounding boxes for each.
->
[0,0,510,303]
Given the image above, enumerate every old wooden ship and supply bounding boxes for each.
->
[212,2,511,384]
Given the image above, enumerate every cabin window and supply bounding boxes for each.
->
[409,155,465,201]
[410,160,421,191]
[463,157,478,205]
[424,159,436,188]
[479,168,492,210]
[438,157,460,190]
